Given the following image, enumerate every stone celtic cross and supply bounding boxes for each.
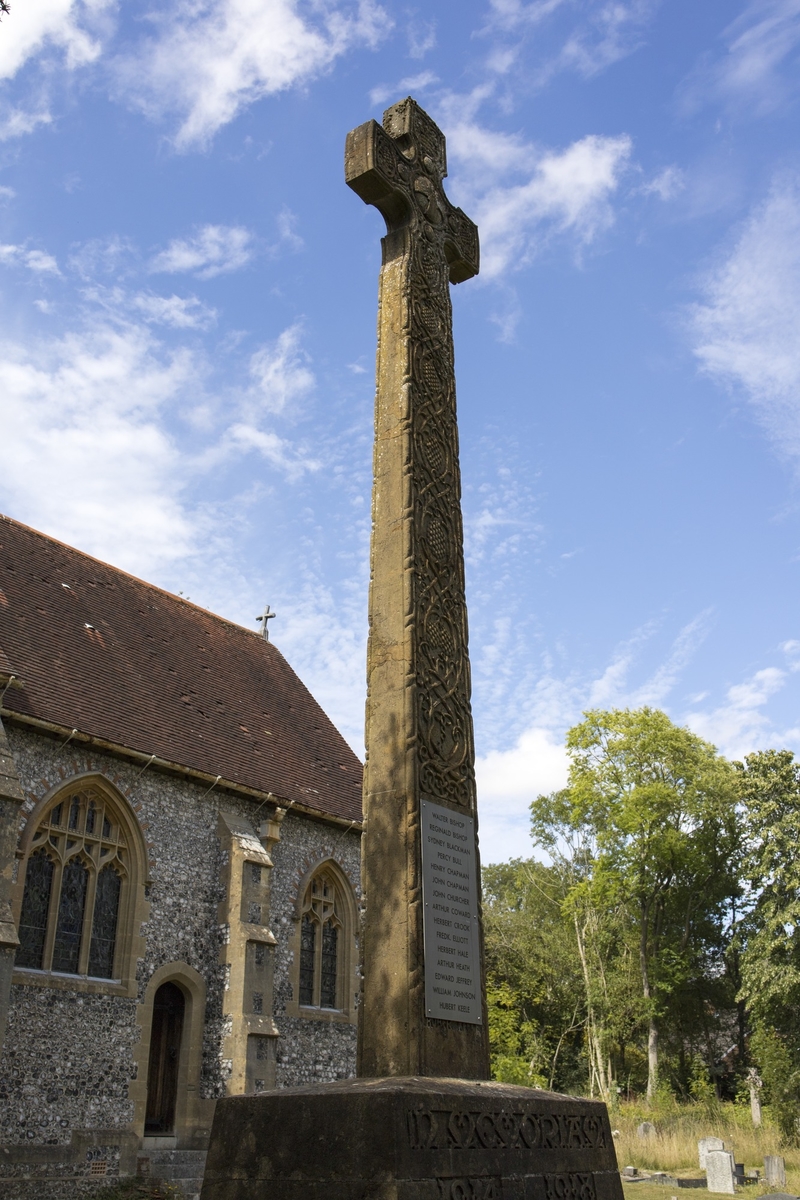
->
[346,97,489,1078]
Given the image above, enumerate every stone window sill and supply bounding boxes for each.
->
[12,966,135,997]
[284,1000,356,1025]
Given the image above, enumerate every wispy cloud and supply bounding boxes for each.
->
[0,299,321,577]
[690,176,800,459]
[115,0,392,149]
[484,0,659,83]
[685,666,789,760]
[639,165,685,201]
[407,16,436,60]
[248,324,314,415]
[148,225,254,279]
[369,70,438,107]
[474,611,714,861]
[0,108,53,140]
[131,291,217,330]
[681,0,800,116]
[0,243,60,273]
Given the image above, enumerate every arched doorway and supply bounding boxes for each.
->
[145,981,185,1134]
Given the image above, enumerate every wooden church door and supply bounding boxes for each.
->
[145,982,185,1134]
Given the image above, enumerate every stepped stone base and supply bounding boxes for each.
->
[141,1147,208,1199]
[200,1077,623,1200]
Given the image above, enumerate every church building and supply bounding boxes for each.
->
[0,513,363,1197]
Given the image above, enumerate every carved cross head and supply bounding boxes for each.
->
[345,97,479,284]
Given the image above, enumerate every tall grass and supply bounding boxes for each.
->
[610,1098,795,1184]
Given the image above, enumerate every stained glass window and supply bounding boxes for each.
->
[88,865,121,978]
[298,870,344,1009]
[52,858,88,973]
[321,922,338,1008]
[299,915,316,1005]
[16,849,54,969]
[16,787,129,980]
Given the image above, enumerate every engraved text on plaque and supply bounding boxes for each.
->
[421,800,481,1024]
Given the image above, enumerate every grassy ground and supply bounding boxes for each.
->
[610,1100,800,1195]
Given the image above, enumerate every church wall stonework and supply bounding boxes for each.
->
[0,722,361,1192]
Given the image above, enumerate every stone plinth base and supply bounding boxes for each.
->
[200,1077,623,1200]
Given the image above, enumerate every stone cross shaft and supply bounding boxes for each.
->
[346,97,489,1079]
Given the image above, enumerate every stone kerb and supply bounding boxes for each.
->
[706,1150,736,1195]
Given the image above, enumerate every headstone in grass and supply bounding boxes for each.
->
[765,1157,787,1188]
[706,1150,736,1195]
[699,1138,725,1170]
[637,1121,656,1139]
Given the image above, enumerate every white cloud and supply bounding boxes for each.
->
[369,70,438,107]
[476,726,568,864]
[0,0,109,81]
[407,17,436,60]
[685,667,788,760]
[148,225,254,279]
[558,0,658,78]
[690,177,800,458]
[0,308,323,577]
[131,291,217,330]
[0,108,53,140]
[116,0,391,148]
[447,113,632,278]
[682,0,800,115]
[249,324,314,415]
[0,322,199,576]
[485,0,658,82]
[0,242,60,273]
[473,612,714,861]
[639,165,684,201]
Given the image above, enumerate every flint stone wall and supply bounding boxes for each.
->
[0,724,361,1161]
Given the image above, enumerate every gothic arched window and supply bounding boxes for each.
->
[298,870,343,1010]
[16,787,129,980]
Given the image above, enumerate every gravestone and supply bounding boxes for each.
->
[699,1139,725,1170]
[706,1150,736,1195]
[200,97,623,1200]
[765,1157,787,1188]
[748,1068,763,1128]
[637,1122,656,1140]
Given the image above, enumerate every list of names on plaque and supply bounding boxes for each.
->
[420,800,482,1024]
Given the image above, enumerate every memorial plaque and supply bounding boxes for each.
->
[421,799,482,1024]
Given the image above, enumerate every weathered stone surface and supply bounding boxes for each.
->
[636,1122,655,1140]
[0,724,361,1180]
[346,95,488,1081]
[200,1077,623,1200]
[706,1150,735,1195]
[698,1139,724,1170]
[765,1157,787,1188]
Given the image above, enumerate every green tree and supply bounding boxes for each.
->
[482,859,588,1091]
[531,707,740,1101]
[737,750,800,1136]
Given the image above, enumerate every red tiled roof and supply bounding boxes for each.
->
[0,514,363,823]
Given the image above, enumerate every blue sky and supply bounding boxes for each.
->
[1,0,800,862]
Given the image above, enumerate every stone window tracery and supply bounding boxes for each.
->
[298,870,342,1010]
[17,787,129,979]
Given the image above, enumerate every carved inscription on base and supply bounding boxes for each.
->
[438,1179,500,1200]
[408,1108,607,1152]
